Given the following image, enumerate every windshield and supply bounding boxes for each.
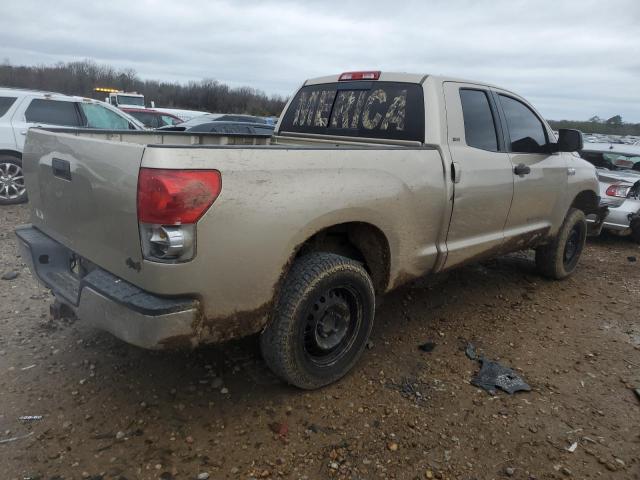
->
[581,150,640,172]
[279,81,424,142]
[116,95,144,107]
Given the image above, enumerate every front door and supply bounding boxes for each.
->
[493,92,568,245]
[442,82,514,269]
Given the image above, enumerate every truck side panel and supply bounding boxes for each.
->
[136,145,448,336]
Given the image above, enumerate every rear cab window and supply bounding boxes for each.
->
[0,96,17,118]
[279,81,424,142]
[459,89,498,151]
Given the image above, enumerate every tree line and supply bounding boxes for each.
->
[0,59,287,116]
[547,115,640,136]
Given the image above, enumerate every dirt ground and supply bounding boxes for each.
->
[1,204,638,480]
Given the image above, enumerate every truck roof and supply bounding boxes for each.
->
[303,71,506,91]
[0,86,87,101]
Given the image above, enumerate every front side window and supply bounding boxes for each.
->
[459,89,498,151]
[280,81,425,142]
[499,95,547,153]
[160,115,182,126]
[25,99,81,126]
[0,96,17,118]
[79,103,130,129]
[129,111,158,128]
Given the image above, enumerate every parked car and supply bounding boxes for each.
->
[158,113,270,131]
[121,108,183,128]
[160,119,275,135]
[579,143,640,241]
[17,71,600,389]
[0,88,144,204]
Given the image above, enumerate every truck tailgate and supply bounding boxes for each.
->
[22,129,145,280]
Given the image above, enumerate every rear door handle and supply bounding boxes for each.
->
[451,161,462,183]
[52,158,72,181]
[514,163,531,176]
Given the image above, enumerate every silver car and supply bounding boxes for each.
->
[580,143,640,242]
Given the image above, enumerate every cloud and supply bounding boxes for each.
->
[1,0,639,120]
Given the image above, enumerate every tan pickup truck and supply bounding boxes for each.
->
[16,71,601,389]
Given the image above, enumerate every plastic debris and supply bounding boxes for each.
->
[20,364,36,371]
[566,441,578,452]
[465,343,478,361]
[471,358,531,395]
[464,342,530,395]
[0,432,33,444]
[418,341,436,353]
[18,415,43,422]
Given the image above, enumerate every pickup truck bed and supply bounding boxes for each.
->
[17,72,600,388]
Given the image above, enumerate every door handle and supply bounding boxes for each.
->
[52,158,72,181]
[513,163,531,176]
[451,161,462,183]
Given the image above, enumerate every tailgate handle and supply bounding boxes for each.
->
[52,158,71,181]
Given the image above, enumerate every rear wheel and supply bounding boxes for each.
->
[535,208,587,279]
[0,156,27,205]
[260,253,375,389]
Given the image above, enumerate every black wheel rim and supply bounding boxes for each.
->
[302,285,363,367]
[563,222,584,268]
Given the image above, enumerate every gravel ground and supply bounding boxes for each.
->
[1,204,639,480]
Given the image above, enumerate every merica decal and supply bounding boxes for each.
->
[293,88,407,131]
[281,81,424,142]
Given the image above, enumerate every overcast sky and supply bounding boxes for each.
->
[1,0,639,121]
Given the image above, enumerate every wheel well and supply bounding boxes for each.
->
[571,190,599,215]
[295,222,390,294]
[0,150,22,160]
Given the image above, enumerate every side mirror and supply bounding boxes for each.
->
[557,128,583,152]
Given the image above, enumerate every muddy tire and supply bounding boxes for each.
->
[0,156,27,205]
[535,208,587,279]
[260,252,375,389]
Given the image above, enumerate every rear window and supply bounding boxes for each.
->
[279,81,424,142]
[79,103,131,130]
[25,99,81,126]
[0,96,17,118]
[460,89,498,151]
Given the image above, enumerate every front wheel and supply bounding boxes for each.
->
[535,208,587,279]
[0,156,27,205]
[260,252,375,389]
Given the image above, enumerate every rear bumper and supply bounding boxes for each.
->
[15,225,201,349]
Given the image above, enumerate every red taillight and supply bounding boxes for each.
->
[137,168,222,224]
[605,183,631,198]
[338,71,381,81]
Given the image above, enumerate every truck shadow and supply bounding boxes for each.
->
[79,250,543,401]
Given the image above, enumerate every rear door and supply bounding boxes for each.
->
[442,82,514,268]
[14,97,83,150]
[494,92,567,243]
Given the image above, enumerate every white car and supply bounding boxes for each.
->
[579,143,640,242]
[0,88,145,205]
